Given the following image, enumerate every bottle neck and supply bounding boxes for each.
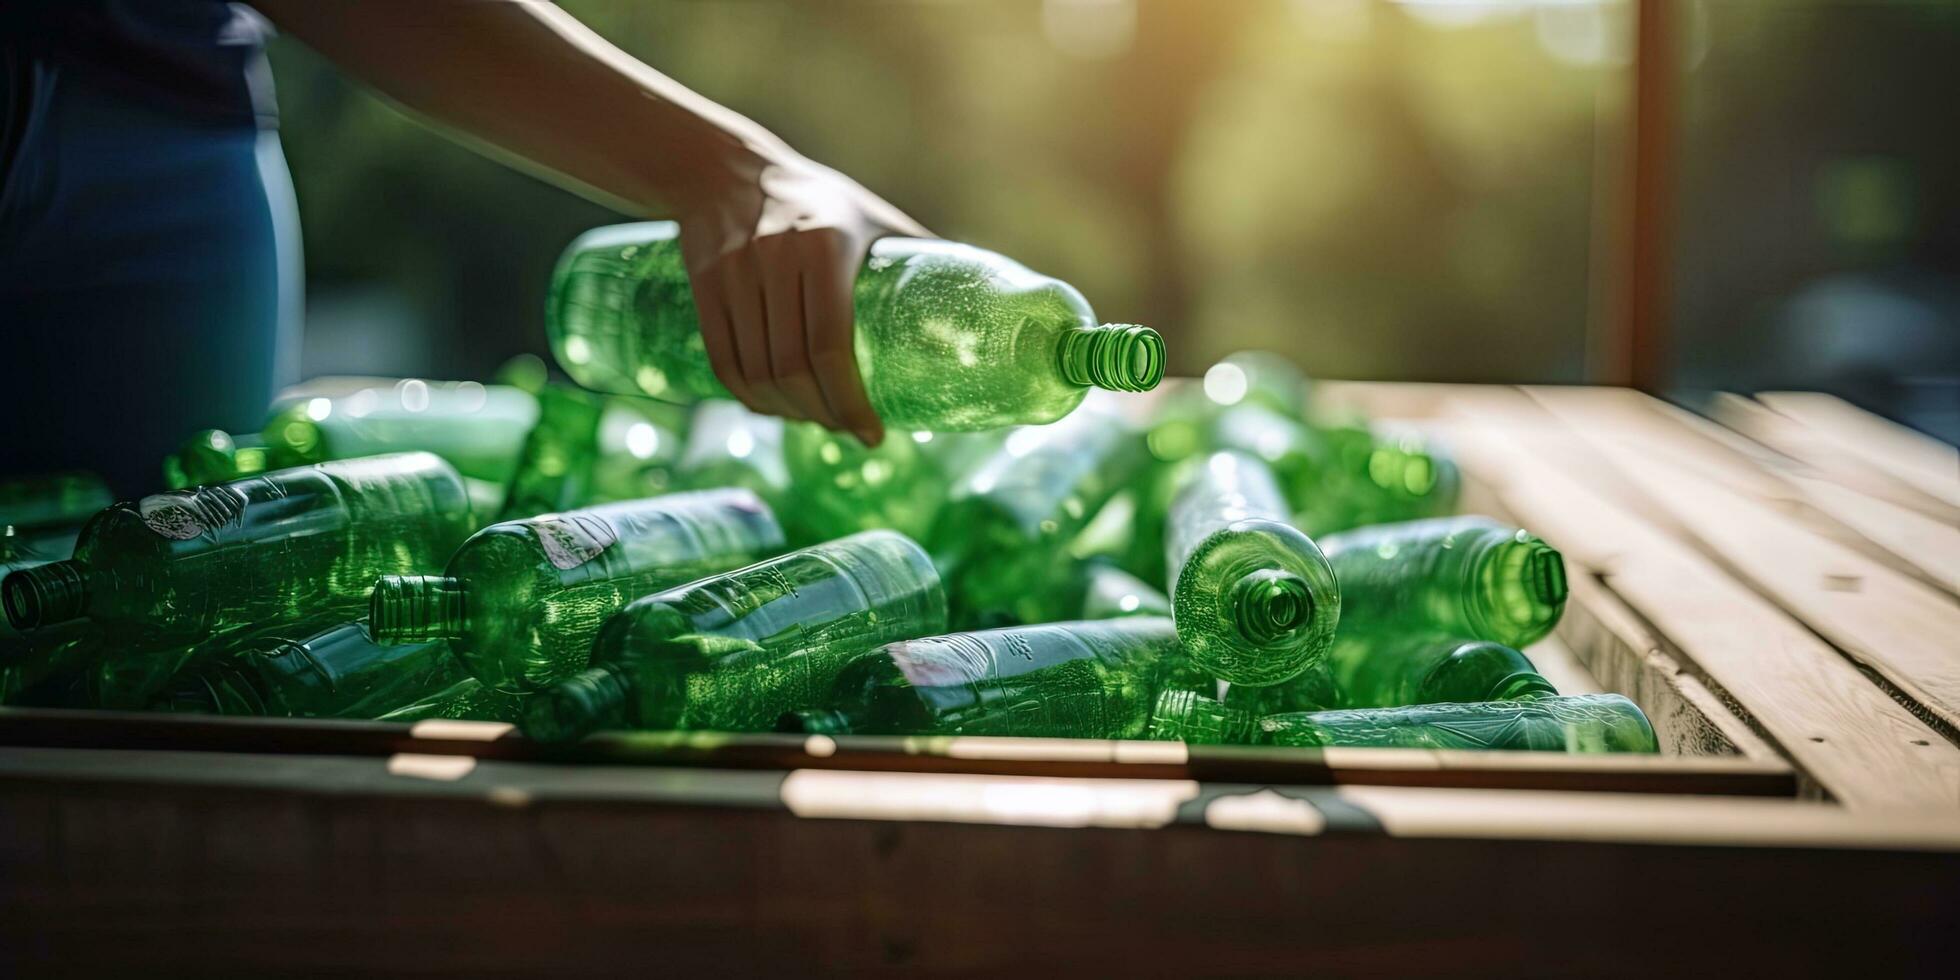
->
[1057,323,1166,393]
[525,665,633,743]
[1228,569,1315,644]
[1148,689,1263,745]
[2,559,90,632]
[1489,671,1559,701]
[1466,533,1568,643]
[369,575,466,644]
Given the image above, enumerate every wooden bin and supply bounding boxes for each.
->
[3,383,1957,975]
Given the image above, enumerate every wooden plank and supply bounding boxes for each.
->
[1779,472,1960,595]
[1527,388,1960,735]
[1439,395,1960,810]
[1711,392,1960,523]
[1758,390,1960,511]
[0,707,1795,798]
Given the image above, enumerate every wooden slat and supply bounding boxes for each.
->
[1711,392,1960,523]
[1758,391,1960,511]
[0,707,1795,798]
[1440,394,1960,810]
[1527,387,1960,735]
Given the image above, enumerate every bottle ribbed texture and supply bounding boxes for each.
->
[369,575,466,643]
[1059,324,1166,392]
[2,559,88,631]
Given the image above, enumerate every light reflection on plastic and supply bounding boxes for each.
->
[727,429,755,459]
[305,397,332,421]
[399,378,431,413]
[625,422,659,459]
[1203,363,1248,406]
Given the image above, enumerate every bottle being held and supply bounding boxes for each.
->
[1149,690,1658,753]
[524,530,946,742]
[1319,516,1568,649]
[371,489,785,693]
[547,222,1164,430]
[788,617,1182,739]
[3,453,474,640]
[1164,451,1339,688]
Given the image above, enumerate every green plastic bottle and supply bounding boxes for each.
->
[370,488,785,693]
[2,526,77,642]
[1296,417,1461,534]
[164,429,276,489]
[589,398,687,503]
[1207,403,1329,509]
[675,400,790,509]
[1165,451,1339,688]
[1328,634,1557,709]
[1072,560,1172,620]
[378,677,528,724]
[2,452,474,639]
[1320,516,1567,649]
[928,406,1145,628]
[0,472,112,531]
[546,222,1165,430]
[156,618,463,719]
[500,384,606,520]
[1149,690,1658,752]
[263,379,540,485]
[789,616,1182,738]
[524,530,945,741]
[782,422,943,546]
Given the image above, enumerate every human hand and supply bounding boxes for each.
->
[674,148,928,448]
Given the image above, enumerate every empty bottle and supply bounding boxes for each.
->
[1072,559,1172,620]
[263,379,540,485]
[675,400,790,509]
[500,384,606,520]
[1296,417,1461,534]
[782,422,943,545]
[1149,690,1657,753]
[378,677,528,724]
[525,530,945,741]
[2,453,474,639]
[1320,517,1567,649]
[0,472,112,531]
[1328,634,1556,709]
[156,618,463,719]
[2,526,77,641]
[788,617,1182,739]
[1207,403,1328,509]
[929,406,1145,627]
[1165,451,1339,687]
[164,429,276,489]
[589,398,687,503]
[547,222,1165,430]
[371,488,785,693]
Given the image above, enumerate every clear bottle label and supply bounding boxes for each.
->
[139,486,248,541]
[532,514,619,570]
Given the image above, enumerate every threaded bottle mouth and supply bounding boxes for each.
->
[1527,543,1568,606]
[524,666,630,743]
[1059,323,1166,393]
[1227,569,1314,644]
[3,559,89,631]
[369,575,466,644]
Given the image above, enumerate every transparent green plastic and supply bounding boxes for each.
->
[370,488,785,693]
[1073,560,1173,620]
[1165,451,1339,687]
[1320,516,1568,649]
[1199,350,1309,419]
[675,400,790,509]
[782,422,944,546]
[500,384,605,521]
[157,618,462,719]
[525,530,945,742]
[377,677,528,724]
[1295,417,1462,534]
[928,407,1144,628]
[546,222,1164,430]
[1150,690,1658,752]
[790,616,1182,738]
[1327,634,1556,709]
[262,380,539,485]
[164,429,276,489]
[589,398,687,503]
[2,453,474,639]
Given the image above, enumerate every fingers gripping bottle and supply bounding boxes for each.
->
[546,222,1165,430]
[1319,517,1568,649]
[788,617,1182,739]
[1149,690,1658,753]
[524,530,946,742]
[370,489,785,693]
[1165,451,1339,687]
[3,453,474,639]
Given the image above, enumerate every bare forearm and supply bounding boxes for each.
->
[254,0,776,215]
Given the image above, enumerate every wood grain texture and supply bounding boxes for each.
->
[1758,391,1960,511]
[1526,388,1960,735]
[1439,396,1960,810]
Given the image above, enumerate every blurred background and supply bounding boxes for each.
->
[271,0,1960,440]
